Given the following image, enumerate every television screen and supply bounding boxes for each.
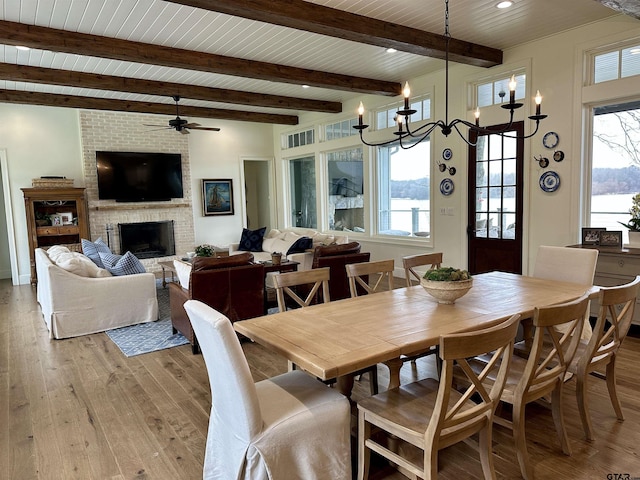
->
[96,151,183,202]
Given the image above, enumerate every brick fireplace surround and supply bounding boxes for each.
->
[80,110,196,273]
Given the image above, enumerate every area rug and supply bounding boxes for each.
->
[106,285,189,357]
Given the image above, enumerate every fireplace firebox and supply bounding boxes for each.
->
[119,220,175,259]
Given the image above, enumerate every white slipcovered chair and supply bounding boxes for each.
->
[183,300,352,480]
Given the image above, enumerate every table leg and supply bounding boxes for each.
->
[161,265,168,288]
[383,357,404,390]
[336,374,355,398]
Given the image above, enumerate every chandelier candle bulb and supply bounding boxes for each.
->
[358,102,364,126]
[509,75,517,104]
[475,107,480,126]
[403,82,411,110]
[535,90,542,116]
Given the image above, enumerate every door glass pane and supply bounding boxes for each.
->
[289,156,316,228]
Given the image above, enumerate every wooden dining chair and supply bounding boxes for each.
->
[346,259,394,297]
[567,275,640,440]
[477,293,590,480]
[272,266,379,395]
[357,314,520,480]
[272,267,331,311]
[183,300,352,480]
[402,252,443,287]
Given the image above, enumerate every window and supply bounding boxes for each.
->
[325,118,359,140]
[378,141,431,237]
[326,148,364,232]
[593,44,640,83]
[476,73,526,108]
[282,128,315,149]
[376,97,431,130]
[289,156,317,228]
[589,100,640,244]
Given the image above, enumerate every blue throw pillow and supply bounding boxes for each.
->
[81,237,112,268]
[238,227,266,252]
[286,236,313,255]
[99,251,146,276]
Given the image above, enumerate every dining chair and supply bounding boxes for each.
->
[272,266,331,311]
[357,314,520,480]
[532,245,598,341]
[346,259,394,297]
[568,275,640,440]
[183,300,352,480]
[272,267,379,394]
[402,252,443,287]
[479,293,590,480]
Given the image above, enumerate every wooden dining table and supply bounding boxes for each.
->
[234,271,598,396]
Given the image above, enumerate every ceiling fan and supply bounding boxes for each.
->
[145,96,221,134]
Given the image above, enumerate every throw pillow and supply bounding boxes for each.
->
[238,227,266,252]
[286,236,313,255]
[46,245,71,262]
[99,251,146,276]
[81,237,112,268]
[55,252,112,278]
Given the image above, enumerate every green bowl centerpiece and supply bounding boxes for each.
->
[421,267,473,304]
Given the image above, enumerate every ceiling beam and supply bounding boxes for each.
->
[0,63,341,113]
[0,20,400,97]
[595,0,640,19]
[0,90,299,125]
[167,0,503,68]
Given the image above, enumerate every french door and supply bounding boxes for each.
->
[467,122,524,274]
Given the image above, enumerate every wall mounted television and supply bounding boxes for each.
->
[96,151,183,202]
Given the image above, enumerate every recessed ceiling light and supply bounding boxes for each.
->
[496,1,513,8]
[15,45,31,51]
[302,85,310,88]
[386,48,397,53]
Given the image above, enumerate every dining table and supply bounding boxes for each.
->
[234,271,599,397]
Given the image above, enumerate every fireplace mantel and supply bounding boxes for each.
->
[91,202,191,211]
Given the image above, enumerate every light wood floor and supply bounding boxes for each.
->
[2,278,640,479]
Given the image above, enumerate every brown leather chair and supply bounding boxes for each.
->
[312,242,370,301]
[169,252,264,353]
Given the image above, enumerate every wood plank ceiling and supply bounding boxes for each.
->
[0,0,628,127]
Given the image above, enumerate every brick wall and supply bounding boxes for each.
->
[80,110,195,271]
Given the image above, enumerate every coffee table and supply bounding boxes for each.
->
[259,260,299,312]
[157,260,177,288]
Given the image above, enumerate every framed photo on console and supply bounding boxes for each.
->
[581,227,605,245]
[599,230,622,247]
[202,179,234,216]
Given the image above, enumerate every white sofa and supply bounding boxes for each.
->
[35,248,158,339]
[229,228,348,271]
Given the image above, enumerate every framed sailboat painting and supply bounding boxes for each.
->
[202,179,234,216]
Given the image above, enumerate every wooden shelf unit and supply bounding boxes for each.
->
[22,187,90,285]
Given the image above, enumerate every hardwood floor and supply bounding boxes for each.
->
[2,278,640,479]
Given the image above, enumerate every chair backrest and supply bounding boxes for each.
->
[346,259,394,297]
[522,293,590,398]
[578,275,640,373]
[183,300,262,442]
[429,314,520,450]
[402,252,443,287]
[533,246,598,285]
[272,267,331,311]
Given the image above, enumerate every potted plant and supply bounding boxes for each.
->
[421,267,473,304]
[619,193,640,247]
[195,244,215,257]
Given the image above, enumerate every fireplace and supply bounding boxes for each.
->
[119,220,176,259]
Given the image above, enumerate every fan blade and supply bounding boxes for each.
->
[189,126,221,132]
[180,128,190,135]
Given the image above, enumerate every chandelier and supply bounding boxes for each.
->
[353,0,547,148]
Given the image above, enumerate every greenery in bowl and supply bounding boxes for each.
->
[618,193,640,232]
[194,244,215,257]
[423,267,471,282]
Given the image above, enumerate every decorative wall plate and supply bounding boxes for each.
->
[553,150,565,162]
[543,131,559,149]
[440,178,454,196]
[539,171,560,192]
[442,148,453,161]
[537,156,549,168]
